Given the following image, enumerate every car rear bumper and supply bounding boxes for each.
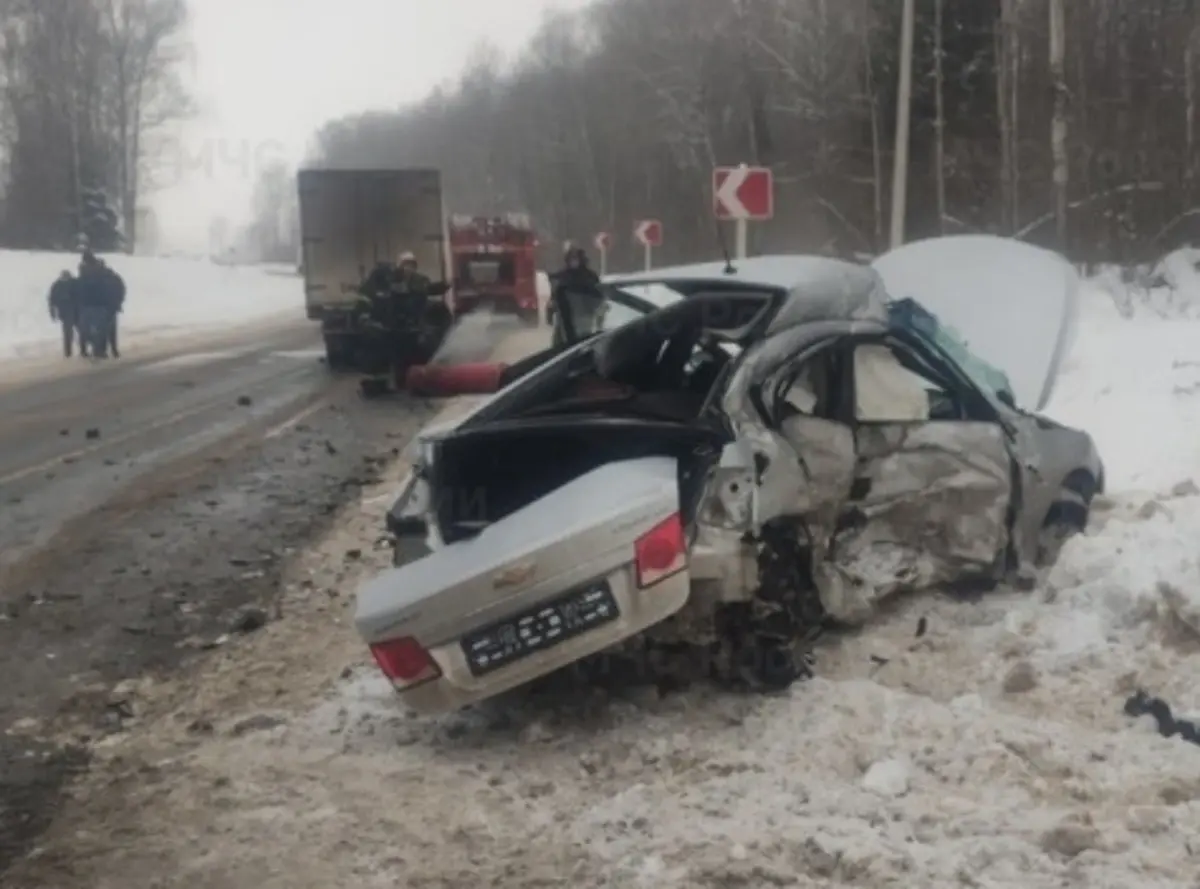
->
[394,564,690,714]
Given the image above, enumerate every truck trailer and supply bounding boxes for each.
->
[297,168,452,369]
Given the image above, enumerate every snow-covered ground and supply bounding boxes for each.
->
[0,250,304,363]
[17,274,1200,888]
[284,280,1200,887]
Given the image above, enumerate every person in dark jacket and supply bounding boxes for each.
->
[76,252,111,358]
[547,245,602,344]
[48,271,82,357]
[352,252,450,394]
[351,261,399,376]
[98,261,126,358]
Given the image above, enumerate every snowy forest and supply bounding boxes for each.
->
[304,0,1200,270]
[0,0,191,252]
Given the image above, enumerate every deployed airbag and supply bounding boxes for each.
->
[853,344,929,421]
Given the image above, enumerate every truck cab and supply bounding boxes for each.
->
[448,213,539,325]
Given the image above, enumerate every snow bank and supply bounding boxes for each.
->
[0,250,304,362]
[1047,279,1200,492]
[1088,248,1200,318]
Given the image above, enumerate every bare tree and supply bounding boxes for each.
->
[863,11,884,248]
[1186,20,1198,199]
[0,0,193,250]
[100,0,193,250]
[243,159,297,262]
[889,0,916,247]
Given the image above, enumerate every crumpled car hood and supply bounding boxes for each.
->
[871,235,1080,411]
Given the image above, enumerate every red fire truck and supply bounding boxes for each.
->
[447,213,539,325]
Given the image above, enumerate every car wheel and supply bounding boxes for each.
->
[1035,471,1097,567]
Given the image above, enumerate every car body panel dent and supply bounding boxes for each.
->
[823,422,1012,622]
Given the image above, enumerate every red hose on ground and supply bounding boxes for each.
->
[404,361,509,396]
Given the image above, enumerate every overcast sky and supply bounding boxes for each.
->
[149,0,586,253]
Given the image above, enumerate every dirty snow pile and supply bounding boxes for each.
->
[0,250,303,362]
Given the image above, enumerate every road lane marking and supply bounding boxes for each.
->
[136,351,241,371]
[268,349,326,361]
[263,395,333,439]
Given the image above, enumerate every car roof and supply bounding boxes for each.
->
[604,254,869,289]
[604,254,889,332]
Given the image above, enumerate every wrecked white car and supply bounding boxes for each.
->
[356,239,1103,714]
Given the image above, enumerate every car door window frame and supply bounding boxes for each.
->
[739,327,1001,433]
[844,330,1001,426]
[758,336,846,428]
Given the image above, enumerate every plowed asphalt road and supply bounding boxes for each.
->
[0,322,442,875]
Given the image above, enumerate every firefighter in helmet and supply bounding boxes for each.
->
[353,249,450,395]
[548,244,603,345]
[393,250,434,295]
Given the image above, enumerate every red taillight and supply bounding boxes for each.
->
[369,637,440,688]
[634,512,687,588]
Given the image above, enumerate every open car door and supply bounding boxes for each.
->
[828,335,1013,618]
[549,281,606,346]
[871,234,1080,411]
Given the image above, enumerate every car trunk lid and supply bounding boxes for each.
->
[357,456,682,648]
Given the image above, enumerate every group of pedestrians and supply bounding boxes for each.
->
[47,250,126,359]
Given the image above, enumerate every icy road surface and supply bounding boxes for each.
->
[6,284,1200,888]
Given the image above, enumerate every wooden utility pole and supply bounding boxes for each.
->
[889,0,916,248]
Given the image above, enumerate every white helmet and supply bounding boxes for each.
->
[397,250,416,266]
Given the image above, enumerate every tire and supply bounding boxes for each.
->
[323,334,353,371]
[1035,472,1097,567]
